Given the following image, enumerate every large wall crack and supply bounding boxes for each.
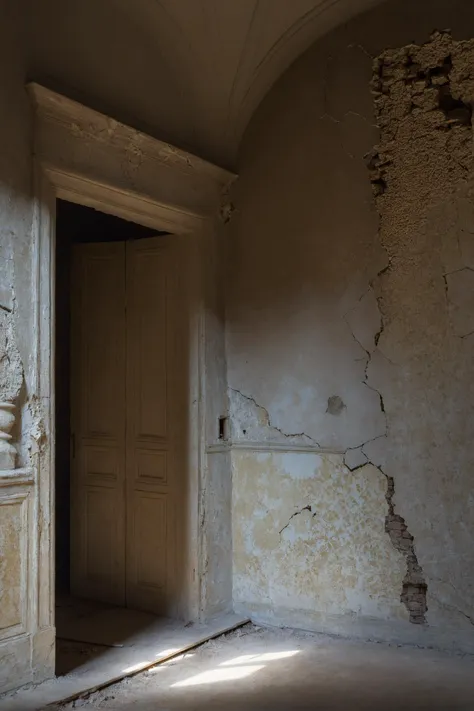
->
[342,282,389,469]
[384,474,427,624]
[344,441,428,622]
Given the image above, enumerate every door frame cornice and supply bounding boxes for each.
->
[27,83,234,681]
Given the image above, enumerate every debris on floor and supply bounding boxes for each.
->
[50,624,474,711]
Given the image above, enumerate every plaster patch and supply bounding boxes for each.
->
[326,395,346,416]
[280,452,322,479]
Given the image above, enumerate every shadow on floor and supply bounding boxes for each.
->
[55,595,159,676]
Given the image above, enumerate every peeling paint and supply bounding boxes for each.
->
[0,310,23,404]
[229,389,320,446]
[232,450,407,621]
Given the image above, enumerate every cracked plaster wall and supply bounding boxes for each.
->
[227,0,474,647]
[0,3,44,473]
[0,0,41,693]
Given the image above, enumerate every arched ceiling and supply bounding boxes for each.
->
[30,0,385,167]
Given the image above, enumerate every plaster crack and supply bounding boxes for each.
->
[442,267,474,337]
[442,273,449,306]
[343,282,427,622]
[320,112,342,124]
[460,610,474,625]
[230,388,321,446]
[343,445,369,472]
[345,110,377,128]
[343,309,370,361]
[375,261,392,280]
[444,266,474,277]
[429,590,474,626]
[344,433,387,472]
[344,291,388,429]
[279,505,312,536]
[348,43,375,60]
[374,297,385,347]
[343,287,389,449]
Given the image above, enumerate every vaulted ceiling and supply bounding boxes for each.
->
[30,0,384,167]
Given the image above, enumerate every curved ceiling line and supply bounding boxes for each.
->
[226,0,260,119]
[199,0,219,73]
[227,0,342,126]
[229,0,383,144]
[241,0,342,100]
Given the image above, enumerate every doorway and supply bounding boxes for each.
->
[54,199,183,675]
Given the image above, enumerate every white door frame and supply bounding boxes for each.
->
[26,83,235,680]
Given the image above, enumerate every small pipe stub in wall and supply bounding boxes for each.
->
[218,416,229,441]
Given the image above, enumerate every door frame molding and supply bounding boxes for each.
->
[27,83,235,679]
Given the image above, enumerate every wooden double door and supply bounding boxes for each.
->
[70,236,181,615]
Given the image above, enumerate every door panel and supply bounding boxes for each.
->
[70,236,177,614]
[125,237,176,615]
[127,491,170,613]
[70,242,126,605]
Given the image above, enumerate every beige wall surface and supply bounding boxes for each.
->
[228,0,474,650]
[4,0,474,696]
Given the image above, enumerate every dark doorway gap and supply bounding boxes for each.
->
[54,199,168,593]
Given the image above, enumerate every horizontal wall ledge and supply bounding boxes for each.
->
[0,468,35,487]
[206,442,344,455]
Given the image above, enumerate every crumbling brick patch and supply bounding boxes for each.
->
[385,476,427,624]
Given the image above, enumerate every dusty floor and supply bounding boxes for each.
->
[0,605,246,711]
[50,624,474,711]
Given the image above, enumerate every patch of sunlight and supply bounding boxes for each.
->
[219,654,256,666]
[253,650,300,662]
[161,653,195,664]
[122,661,152,673]
[220,650,300,666]
[155,648,181,657]
[171,664,264,687]
[145,666,164,674]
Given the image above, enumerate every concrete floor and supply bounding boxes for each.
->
[0,607,247,711]
[49,624,474,711]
